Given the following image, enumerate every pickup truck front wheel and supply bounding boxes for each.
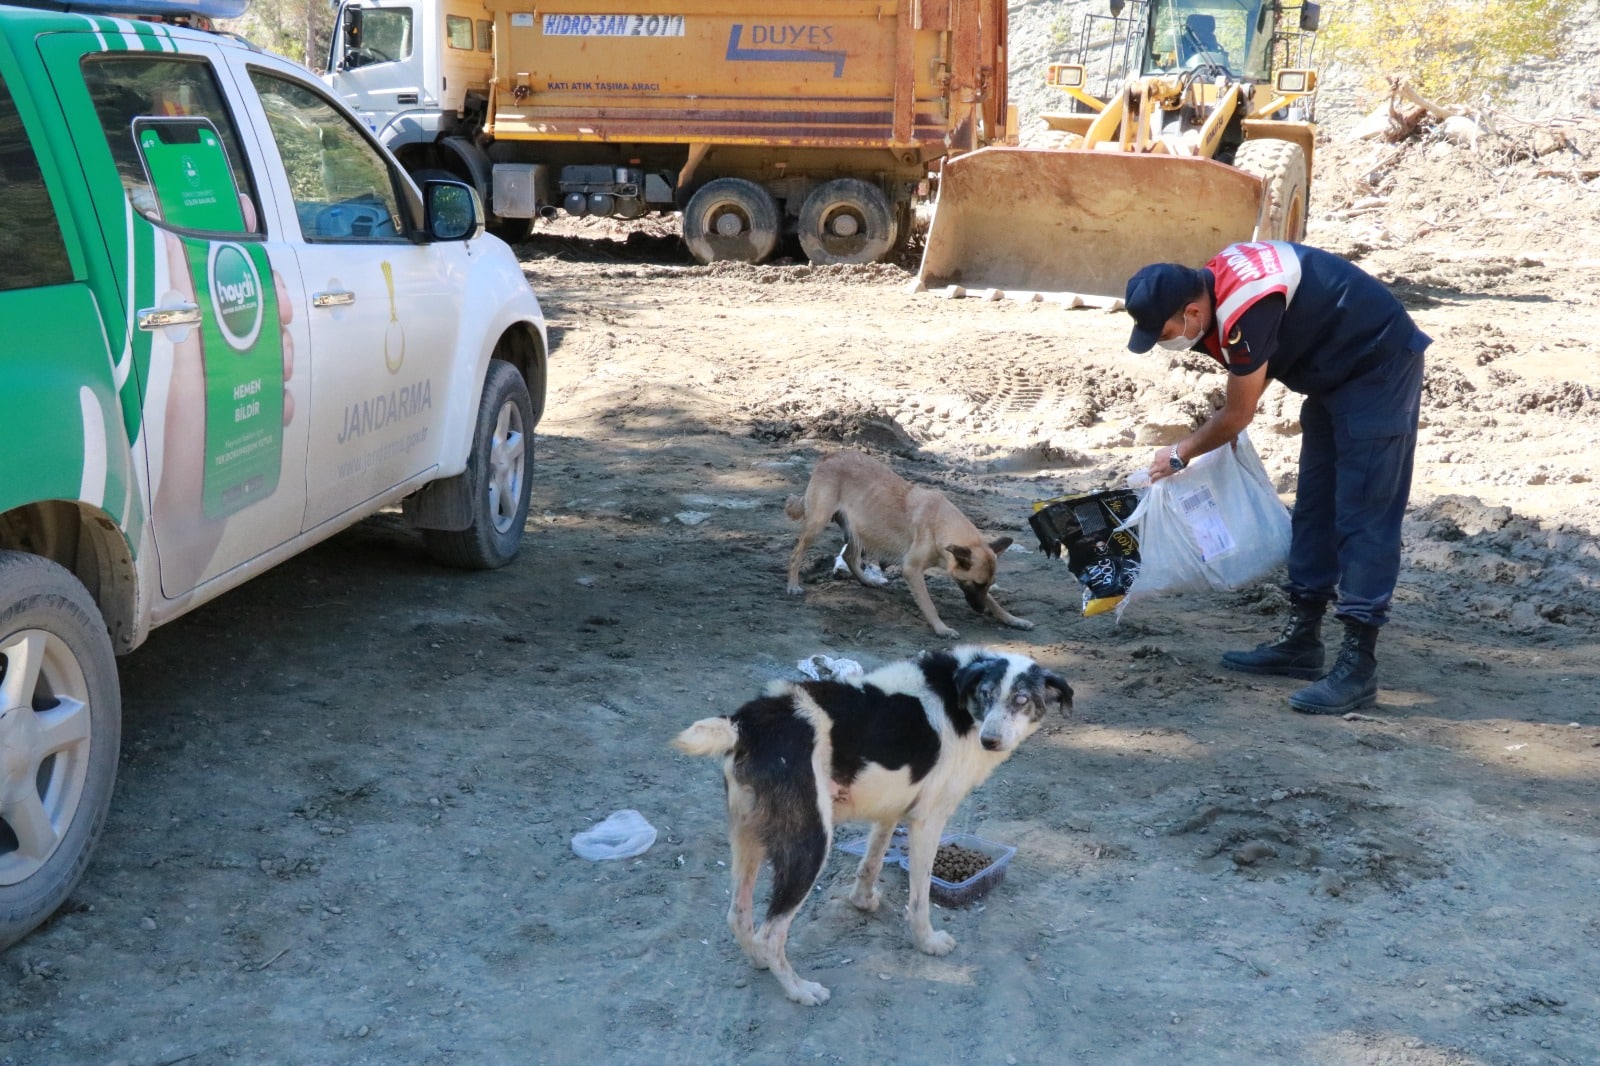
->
[0,552,120,951]
[422,360,534,570]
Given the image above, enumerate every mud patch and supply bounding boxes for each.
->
[1173,785,1447,894]
[750,402,921,457]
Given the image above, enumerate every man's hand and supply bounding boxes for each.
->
[1141,364,1271,486]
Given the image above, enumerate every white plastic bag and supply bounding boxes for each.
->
[571,810,657,861]
[1117,431,1290,613]
[796,654,864,682]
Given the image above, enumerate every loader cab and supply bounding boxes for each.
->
[1141,0,1276,81]
[1136,0,1321,81]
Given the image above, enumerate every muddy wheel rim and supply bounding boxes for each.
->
[487,398,527,535]
[0,629,93,886]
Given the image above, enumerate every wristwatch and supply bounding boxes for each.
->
[1168,448,1187,472]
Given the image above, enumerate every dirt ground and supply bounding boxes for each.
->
[7,58,1600,1066]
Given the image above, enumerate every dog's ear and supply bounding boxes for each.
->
[987,536,1013,555]
[1044,672,1075,716]
[954,655,1005,705]
[946,544,974,568]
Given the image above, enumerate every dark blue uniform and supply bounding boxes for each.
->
[1200,243,1430,626]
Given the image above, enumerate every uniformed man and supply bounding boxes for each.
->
[1124,241,1430,714]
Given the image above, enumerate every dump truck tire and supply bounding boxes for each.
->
[1235,139,1308,242]
[683,178,780,264]
[798,179,897,265]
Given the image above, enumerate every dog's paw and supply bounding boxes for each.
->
[859,564,890,587]
[916,929,957,956]
[933,624,960,639]
[786,979,831,1006]
[1005,616,1036,631]
[785,583,805,597]
[849,886,882,912]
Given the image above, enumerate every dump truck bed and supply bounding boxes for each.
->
[484,0,1006,159]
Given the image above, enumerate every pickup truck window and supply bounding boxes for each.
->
[0,74,72,290]
[249,70,407,243]
[80,56,260,235]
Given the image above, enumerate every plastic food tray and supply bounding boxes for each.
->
[836,827,1016,907]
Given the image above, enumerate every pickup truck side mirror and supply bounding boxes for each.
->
[425,179,486,241]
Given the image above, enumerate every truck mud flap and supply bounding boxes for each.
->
[914,148,1266,304]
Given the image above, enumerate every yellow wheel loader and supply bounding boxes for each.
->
[916,0,1322,303]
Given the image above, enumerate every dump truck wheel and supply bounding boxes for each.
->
[1235,139,1308,242]
[798,179,898,265]
[682,178,780,264]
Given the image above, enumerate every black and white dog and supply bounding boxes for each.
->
[672,646,1072,1005]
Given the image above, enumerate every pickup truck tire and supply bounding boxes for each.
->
[798,179,898,266]
[422,360,534,570]
[0,553,121,951]
[682,178,780,264]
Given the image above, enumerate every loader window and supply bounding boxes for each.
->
[445,15,473,50]
[1145,0,1273,81]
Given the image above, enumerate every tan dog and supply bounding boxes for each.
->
[785,451,1033,637]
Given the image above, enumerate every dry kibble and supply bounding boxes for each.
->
[933,843,992,882]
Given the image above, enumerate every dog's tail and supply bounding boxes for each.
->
[783,494,806,522]
[671,717,739,758]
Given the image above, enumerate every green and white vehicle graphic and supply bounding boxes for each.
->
[0,0,548,950]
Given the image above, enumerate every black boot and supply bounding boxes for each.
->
[1220,597,1327,680]
[1289,619,1379,715]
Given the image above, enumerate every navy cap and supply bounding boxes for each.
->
[1125,263,1206,353]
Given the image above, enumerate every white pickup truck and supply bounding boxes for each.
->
[0,0,547,948]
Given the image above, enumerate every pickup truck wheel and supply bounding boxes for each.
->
[422,360,534,570]
[0,553,120,951]
[798,178,898,265]
[682,178,780,264]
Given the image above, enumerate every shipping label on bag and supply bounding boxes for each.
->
[1176,484,1237,560]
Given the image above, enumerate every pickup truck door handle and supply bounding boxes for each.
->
[312,290,356,308]
[136,303,202,330]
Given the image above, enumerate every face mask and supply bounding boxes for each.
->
[1156,323,1199,351]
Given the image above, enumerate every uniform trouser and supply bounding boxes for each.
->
[1284,347,1426,627]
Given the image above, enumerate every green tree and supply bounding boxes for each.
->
[219,0,334,73]
[1321,0,1573,102]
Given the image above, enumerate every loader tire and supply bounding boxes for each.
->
[1035,130,1085,151]
[682,178,780,264]
[798,179,897,265]
[1234,139,1308,242]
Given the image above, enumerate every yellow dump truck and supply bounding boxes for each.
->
[916,0,1322,302]
[325,0,1010,264]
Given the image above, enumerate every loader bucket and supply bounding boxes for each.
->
[916,147,1267,303]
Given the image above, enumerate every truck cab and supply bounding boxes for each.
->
[325,0,493,157]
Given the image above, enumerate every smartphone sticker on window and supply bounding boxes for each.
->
[133,115,247,233]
